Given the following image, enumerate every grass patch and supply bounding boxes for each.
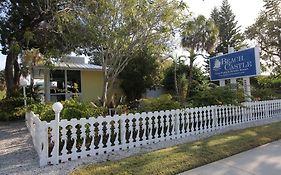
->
[0,90,5,100]
[71,121,281,175]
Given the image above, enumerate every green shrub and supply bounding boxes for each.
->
[27,103,54,122]
[28,98,107,122]
[133,94,181,113]
[0,90,5,100]
[255,76,281,88]
[0,97,34,121]
[115,104,129,115]
[61,99,106,119]
[251,88,281,101]
[190,85,244,107]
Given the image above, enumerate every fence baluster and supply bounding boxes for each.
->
[174,110,180,138]
[147,112,153,144]
[89,119,96,156]
[113,117,119,149]
[60,122,68,162]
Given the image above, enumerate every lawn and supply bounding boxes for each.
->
[71,121,281,175]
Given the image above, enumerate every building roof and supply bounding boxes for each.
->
[35,62,103,71]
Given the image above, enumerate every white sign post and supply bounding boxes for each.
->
[243,77,251,101]
[228,47,237,88]
[217,52,225,87]
[241,46,252,102]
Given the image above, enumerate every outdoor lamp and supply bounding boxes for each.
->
[20,78,28,106]
[20,78,28,87]
[52,102,63,113]
[52,102,63,122]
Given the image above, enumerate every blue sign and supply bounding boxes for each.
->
[210,47,260,81]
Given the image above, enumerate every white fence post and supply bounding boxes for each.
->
[212,106,217,130]
[38,121,48,166]
[174,109,180,138]
[52,102,63,165]
[25,112,31,131]
[120,114,126,149]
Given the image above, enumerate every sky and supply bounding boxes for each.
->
[0,0,265,70]
[186,0,265,31]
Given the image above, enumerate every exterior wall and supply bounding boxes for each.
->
[81,71,104,102]
[81,71,124,103]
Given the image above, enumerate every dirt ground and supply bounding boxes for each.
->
[0,121,39,175]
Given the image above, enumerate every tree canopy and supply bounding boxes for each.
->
[119,48,162,101]
[246,0,281,76]
[83,0,187,105]
[203,0,245,74]
[210,0,244,54]
[163,62,205,98]
[181,15,218,97]
[0,0,188,103]
[0,0,83,97]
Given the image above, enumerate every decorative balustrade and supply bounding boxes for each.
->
[25,100,281,167]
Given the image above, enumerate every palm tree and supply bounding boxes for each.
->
[22,48,44,99]
[165,54,186,99]
[181,15,218,97]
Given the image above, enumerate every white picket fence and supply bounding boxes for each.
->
[25,99,281,167]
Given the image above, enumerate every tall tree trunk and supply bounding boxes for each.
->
[13,60,20,87]
[101,48,108,107]
[5,52,19,97]
[174,60,179,98]
[187,50,195,98]
[30,66,35,100]
[102,77,109,107]
[187,60,193,98]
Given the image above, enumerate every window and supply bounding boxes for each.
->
[67,70,81,93]
[50,70,81,101]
